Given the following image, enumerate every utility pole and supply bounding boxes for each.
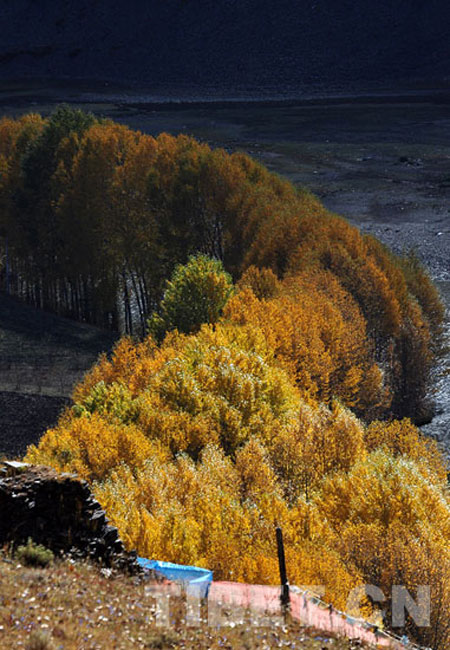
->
[276,526,290,616]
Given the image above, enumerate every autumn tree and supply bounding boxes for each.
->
[15,106,97,310]
[147,255,234,342]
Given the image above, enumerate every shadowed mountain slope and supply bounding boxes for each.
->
[0,0,449,95]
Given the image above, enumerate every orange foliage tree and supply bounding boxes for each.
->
[225,267,389,418]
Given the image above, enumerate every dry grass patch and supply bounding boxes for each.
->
[0,552,360,649]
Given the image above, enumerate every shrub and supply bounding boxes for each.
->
[25,630,55,650]
[16,538,54,568]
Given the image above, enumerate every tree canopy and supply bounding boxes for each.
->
[147,254,234,342]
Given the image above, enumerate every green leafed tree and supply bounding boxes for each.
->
[147,254,234,341]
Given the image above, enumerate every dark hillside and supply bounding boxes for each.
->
[0,392,68,459]
[0,0,449,95]
[0,292,116,457]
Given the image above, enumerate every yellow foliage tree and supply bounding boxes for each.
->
[225,269,389,417]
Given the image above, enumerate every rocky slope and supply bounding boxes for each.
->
[0,461,140,571]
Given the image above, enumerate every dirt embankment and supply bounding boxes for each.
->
[0,0,448,94]
[0,392,68,459]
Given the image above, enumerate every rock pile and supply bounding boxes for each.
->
[0,461,142,573]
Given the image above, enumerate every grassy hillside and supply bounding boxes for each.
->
[0,551,355,650]
[0,292,116,457]
[0,0,448,94]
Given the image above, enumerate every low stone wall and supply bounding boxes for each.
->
[0,462,140,573]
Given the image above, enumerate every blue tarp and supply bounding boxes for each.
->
[137,558,213,599]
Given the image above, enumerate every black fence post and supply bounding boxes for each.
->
[276,526,290,614]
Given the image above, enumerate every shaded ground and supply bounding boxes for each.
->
[0,293,117,458]
[0,392,68,459]
[0,87,449,459]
